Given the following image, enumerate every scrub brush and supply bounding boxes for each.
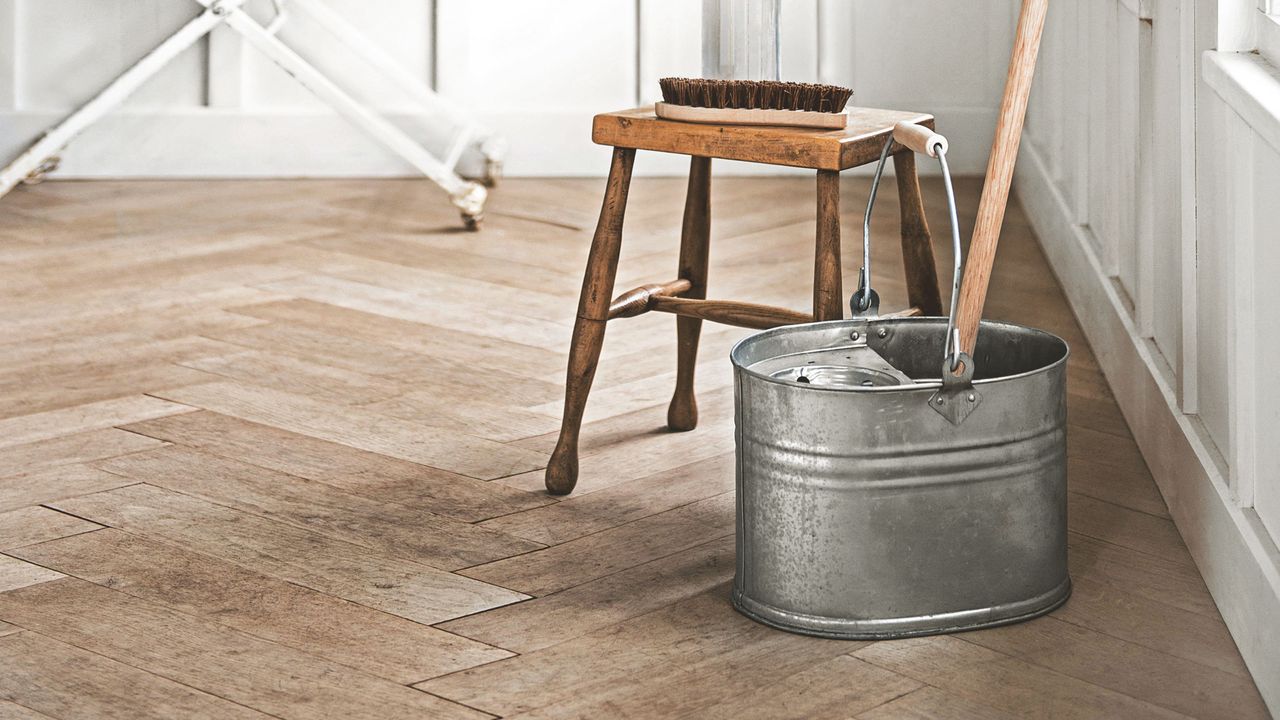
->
[657,77,853,129]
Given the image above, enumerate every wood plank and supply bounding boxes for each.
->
[0,579,489,720]
[479,453,734,546]
[0,396,193,450]
[675,655,921,720]
[363,390,562,444]
[11,529,512,684]
[1054,575,1252,679]
[1068,492,1194,566]
[0,556,63,593]
[855,686,1022,720]
[0,461,148,513]
[1067,532,1219,618]
[49,484,528,624]
[0,507,100,550]
[420,587,858,718]
[0,631,270,719]
[119,411,552,523]
[177,349,405,406]
[964,613,1269,718]
[852,636,1190,720]
[226,298,566,378]
[149,382,547,480]
[440,535,734,653]
[0,701,53,719]
[254,274,572,350]
[95,446,543,570]
[460,493,735,596]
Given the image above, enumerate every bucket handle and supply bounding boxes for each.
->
[856,121,969,376]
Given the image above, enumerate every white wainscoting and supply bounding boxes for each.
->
[0,0,1014,178]
[1015,0,1280,710]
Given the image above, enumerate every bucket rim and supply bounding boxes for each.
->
[729,317,1070,393]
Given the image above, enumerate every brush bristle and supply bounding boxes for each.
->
[659,78,852,113]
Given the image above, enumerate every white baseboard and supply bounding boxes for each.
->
[1015,140,1280,713]
[0,106,997,179]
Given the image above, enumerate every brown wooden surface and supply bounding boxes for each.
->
[651,297,813,330]
[593,106,934,170]
[894,152,945,316]
[957,0,1050,354]
[0,176,1267,719]
[546,147,636,495]
[668,156,712,432]
[814,169,844,321]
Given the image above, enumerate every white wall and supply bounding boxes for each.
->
[0,0,1014,178]
[1015,0,1280,710]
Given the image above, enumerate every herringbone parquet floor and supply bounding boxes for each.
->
[0,174,1268,719]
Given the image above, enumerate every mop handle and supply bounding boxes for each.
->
[955,0,1049,356]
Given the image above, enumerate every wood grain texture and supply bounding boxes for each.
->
[0,631,271,720]
[813,169,844,320]
[94,446,543,570]
[0,177,1265,718]
[593,107,934,170]
[0,507,99,550]
[0,579,489,720]
[49,484,528,624]
[545,147,636,495]
[956,0,1049,353]
[893,151,945,316]
[119,411,552,522]
[667,155,712,432]
[11,529,512,684]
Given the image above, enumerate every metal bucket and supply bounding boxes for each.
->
[731,317,1069,639]
[729,128,1070,639]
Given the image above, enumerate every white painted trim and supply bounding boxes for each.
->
[0,0,18,110]
[1179,0,1200,414]
[1015,138,1280,714]
[206,24,245,109]
[1203,50,1280,155]
[1259,12,1280,73]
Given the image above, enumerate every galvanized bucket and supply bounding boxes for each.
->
[730,130,1070,639]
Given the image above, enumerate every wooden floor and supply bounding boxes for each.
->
[0,174,1269,719]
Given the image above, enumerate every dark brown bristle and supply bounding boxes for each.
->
[659,77,852,114]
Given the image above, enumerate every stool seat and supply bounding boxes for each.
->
[593,106,934,171]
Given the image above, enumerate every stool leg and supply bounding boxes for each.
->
[813,169,843,321]
[545,147,637,495]
[668,156,712,432]
[894,152,944,316]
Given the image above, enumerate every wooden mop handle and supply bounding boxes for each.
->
[956,0,1049,355]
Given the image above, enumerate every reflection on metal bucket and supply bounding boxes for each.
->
[731,317,1070,639]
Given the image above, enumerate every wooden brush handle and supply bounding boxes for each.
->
[956,0,1049,355]
[893,121,948,158]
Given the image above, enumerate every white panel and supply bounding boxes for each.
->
[437,0,635,110]
[1113,7,1141,310]
[637,0,700,104]
[18,0,205,110]
[850,0,1007,109]
[0,0,17,109]
[1195,99,1236,464]
[242,0,432,110]
[1149,0,1184,368]
[1251,138,1280,542]
[778,0,817,83]
[1086,0,1116,266]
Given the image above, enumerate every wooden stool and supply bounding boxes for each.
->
[545,106,945,495]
